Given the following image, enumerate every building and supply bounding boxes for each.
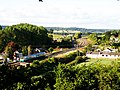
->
[86,52,120,59]
[103,48,117,53]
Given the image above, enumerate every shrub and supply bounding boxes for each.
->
[54,62,120,90]
[75,56,83,63]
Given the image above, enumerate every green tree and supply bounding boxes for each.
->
[0,23,52,52]
[88,33,98,44]
[74,32,82,39]
[28,45,32,55]
[102,31,111,41]
[61,37,73,48]
[22,46,28,56]
[3,23,51,46]
[48,47,53,53]
[48,29,54,33]
[0,25,2,30]
[85,44,93,51]
[4,41,19,59]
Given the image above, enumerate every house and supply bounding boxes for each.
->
[86,51,120,59]
[103,48,118,53]
[103,48,113,53]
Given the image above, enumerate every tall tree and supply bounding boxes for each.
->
[74,32,82,39]
[0,25,2,30]
[0,23,52,52]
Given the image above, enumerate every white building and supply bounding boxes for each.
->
[86,52,120,59]
[103,48,117,53]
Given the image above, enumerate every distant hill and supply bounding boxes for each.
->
[1,25,114,33]
[1,25,7,29]
[46,27,112,33]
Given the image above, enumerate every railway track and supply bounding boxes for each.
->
[78,38,89,47]
[6,39,88,68]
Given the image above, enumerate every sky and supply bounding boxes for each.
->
[0,0,120,29]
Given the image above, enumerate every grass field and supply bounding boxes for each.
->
[49,34,63,40]
[78,58,120,66]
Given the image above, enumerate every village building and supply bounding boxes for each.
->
[86,51,120,59]
[103,48,118,53]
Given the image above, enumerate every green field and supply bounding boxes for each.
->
[78,58,120,66]
[49,34,63,40]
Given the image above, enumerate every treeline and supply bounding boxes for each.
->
[0,23,51,49]
[0,51,85,90]
[55,62,120,90]
[46,27,85,31]
[0,49,120,90]
[88,30,120,47]
[0,23,77,59]
[46,27,110,33]
[0,23,53,59]
[0,25,112,33]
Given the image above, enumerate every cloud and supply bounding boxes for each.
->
[1,0,120,29]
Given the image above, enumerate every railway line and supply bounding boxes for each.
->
[2,38,90,67]
[78,38,89,47]
[6,48,77,67]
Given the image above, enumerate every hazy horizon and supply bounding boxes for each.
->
[1,24,118,30]
[1,0,120,29]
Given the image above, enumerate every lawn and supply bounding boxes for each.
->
[77,58,120,66]
[49,34,63,40]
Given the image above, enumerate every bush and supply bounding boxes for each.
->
[48,47,54,53]
[53,51,78,64]
[75,56,84,63]
[54,62,120,90]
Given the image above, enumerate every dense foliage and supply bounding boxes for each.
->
[1,60,120,90]
[0,50,84,89]
[74,32,82,39]
[55,62,120,90]
[0,23,52,52]
[0,24,120,90]
[88,30,120,48]
[0,25,2,30]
